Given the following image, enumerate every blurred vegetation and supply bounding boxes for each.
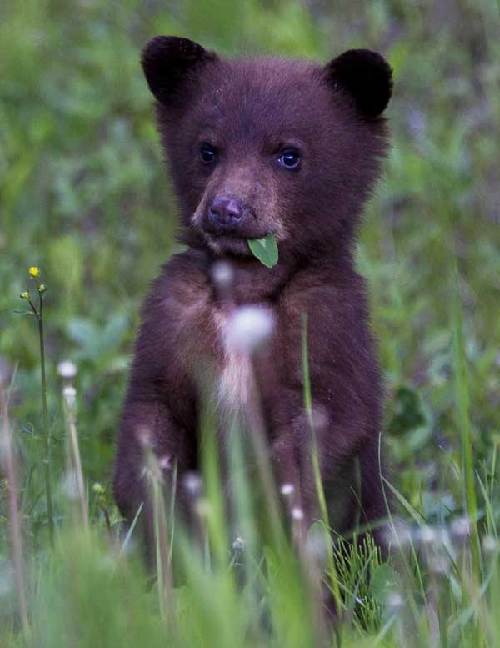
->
[0,0,499,645]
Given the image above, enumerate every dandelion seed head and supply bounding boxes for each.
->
[158,454,171,471]
[418,525,437,546]
[386,592,404,613]
[383,518,413,549]
[428,554,450,575]
[232,536,245,553]
[450,516,471,540]
[225,305,274,354]
[291,507,304,521]
[183,471,202,497]
[280,483,294,496]
[136,426,153,448]
[58,360,77,379]
[482,535,498,555]
[211,261,233,290]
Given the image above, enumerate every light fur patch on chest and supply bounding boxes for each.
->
[213,304,275,413]
[218,349,252,411]
[213,310,252,412]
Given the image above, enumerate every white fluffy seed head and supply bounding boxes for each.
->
[136,426,153,448]
[482,535,498,554]
[291,507,304,521]
[418,525,437,546]
[451,516,471,539]
[383,518,413,550]
[183,471,203,497]
[57,360,77,379]
[386,592,404,612]
[280,483,295,496]
[211,261,233,290]
[428,554,450,575]
[158,455,171,471]
[232,536,245,552]
[224,305,274,354]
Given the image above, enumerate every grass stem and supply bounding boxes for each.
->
[0,381,30,636]
[37,293,54,543]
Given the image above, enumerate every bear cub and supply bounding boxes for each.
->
[114,36,392,545]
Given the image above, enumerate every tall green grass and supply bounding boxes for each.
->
[1,263,499,646]
[1,0,499,645]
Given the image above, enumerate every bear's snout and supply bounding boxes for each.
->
[208,196,245,232]
[202,194,260,240]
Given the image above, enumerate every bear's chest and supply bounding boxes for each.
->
[211,306,277,414]
[166,288,285,422]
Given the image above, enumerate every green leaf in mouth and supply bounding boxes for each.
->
[247,234,278,268]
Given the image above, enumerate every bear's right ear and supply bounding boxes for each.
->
[142,36,217,105]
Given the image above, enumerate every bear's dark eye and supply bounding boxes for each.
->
[278,147,301,170]
[200,142,217,164]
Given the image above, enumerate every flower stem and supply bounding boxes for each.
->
[38,293,54,543]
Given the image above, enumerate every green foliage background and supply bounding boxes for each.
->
[0,0,499,605]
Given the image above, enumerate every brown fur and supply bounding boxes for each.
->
[113,37,392,545]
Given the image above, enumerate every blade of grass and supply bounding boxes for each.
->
[37,288,55,543]
[0,379,29,636]
[451,261,481,577]
[302,314,343,612]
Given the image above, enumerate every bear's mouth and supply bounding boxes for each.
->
[204,233,255,257]
[193,209,277,258]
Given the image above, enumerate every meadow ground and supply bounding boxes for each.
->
[0,1,499,645]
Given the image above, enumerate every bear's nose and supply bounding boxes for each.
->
[208,196,244,230]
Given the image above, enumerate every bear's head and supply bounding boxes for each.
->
[142,36,392,262]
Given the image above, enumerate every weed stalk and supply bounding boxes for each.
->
[0,380,29,635]
[21,272,54,542]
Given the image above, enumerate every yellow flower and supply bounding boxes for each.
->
[28,266,40,278]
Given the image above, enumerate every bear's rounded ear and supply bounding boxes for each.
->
[324,49,392,117]
[142,36,217,105]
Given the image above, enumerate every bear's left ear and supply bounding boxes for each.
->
[324,49,392,118]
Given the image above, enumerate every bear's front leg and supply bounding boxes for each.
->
[113,392,195,559]
[270,398,383,544]
[270,431,311,544]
